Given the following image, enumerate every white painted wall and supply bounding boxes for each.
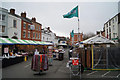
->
[41,28,58,45]
[0,8,8,37]
[104,15,118,42]
[8,14,21,39]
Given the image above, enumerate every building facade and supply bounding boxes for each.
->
[31,17,42,41]
[8,9,21,39]
[20,12,32,40]
[70,33,83,45]
[0,8,8,38]
[104,13,120,42]
[42,27,58,45]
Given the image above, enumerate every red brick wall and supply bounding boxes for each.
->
[21,20,42,41]
[70,33,83,45]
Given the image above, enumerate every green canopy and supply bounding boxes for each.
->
[0,37,53,45]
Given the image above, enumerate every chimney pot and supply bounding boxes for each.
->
[21,12,26,18]
[10,9,15,14]
[32,17,36,22]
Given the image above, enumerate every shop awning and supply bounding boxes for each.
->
[0,38,53,45]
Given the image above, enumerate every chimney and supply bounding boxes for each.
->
[48,27,50,30]
[21,12,26,18]
[32,17,36,22]
[10,9,15,14]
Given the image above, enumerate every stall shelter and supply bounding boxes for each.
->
[79,35,119,70]
[0,37,53,45]
[0,37,53,68]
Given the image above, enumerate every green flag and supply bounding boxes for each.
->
[71,30,74,37]
[63,6,78,18]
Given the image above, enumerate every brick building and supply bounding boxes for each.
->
[70,33,83,45]
[20,12,42,41]
[31,17,42,41]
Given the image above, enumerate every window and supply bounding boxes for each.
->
[106,24,108,27]
[109,27,111,33]
[0,14,1,20]
[36,33,38,39]
[28,32,30,38]
[33,32,35,39]
[23,31,26,38]
[2,26,5,32]
[2,15,5,20]
[109,33,111,40]
[109,21,111,26]
[23,23,26,29]
[113,33,116,38]
[13,20,17,28]
[115,16,117,22]
[112,18,114,23]
[39,33,41,39]
[113,25,115,30]
[39,26,41,31]
[28,24,30,30]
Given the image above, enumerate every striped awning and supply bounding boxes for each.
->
[0,38,53,45]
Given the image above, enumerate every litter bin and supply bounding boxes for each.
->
[59,52,64,61]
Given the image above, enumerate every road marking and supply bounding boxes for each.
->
[102,71,110,77]
[24,64,31,68]
[117,73,120,78]
[87,71,98,76]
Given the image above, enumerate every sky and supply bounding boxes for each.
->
[1,0,119,37]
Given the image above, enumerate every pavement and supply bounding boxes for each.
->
[1,49,120,80]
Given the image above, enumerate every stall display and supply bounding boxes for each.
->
[0,37,53,68]
[31,54,48,72]
[48,46,53,65]
[2,56,24,68]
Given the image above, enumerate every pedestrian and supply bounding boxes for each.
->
[68,46,73,60]
[34,49,39,55]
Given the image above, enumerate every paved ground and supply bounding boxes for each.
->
[1,49,120,80]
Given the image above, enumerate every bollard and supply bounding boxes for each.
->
[24,56,27,61]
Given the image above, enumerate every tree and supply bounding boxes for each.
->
[83,32,96,40]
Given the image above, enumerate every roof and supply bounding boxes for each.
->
[21,17,32,24]
[8,12,32,24]
[80,35,115,44]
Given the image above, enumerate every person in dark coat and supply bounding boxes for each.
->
[68,46,73,60]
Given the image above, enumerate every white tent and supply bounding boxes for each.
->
[80,35,115,44]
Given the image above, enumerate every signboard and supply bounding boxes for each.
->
[106,44,110,47]
[4,47,9,53]
[72,59,79,65]
[79,44,84,48]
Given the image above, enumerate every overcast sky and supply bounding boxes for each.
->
[1,1,119,37]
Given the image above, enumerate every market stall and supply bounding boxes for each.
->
[79,35,117,70]
[0,38,53,68]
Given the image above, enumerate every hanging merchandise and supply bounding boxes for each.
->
[48,46,53,65]
[31,54,48,72]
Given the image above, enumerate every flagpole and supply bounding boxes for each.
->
[78,5,80,43]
